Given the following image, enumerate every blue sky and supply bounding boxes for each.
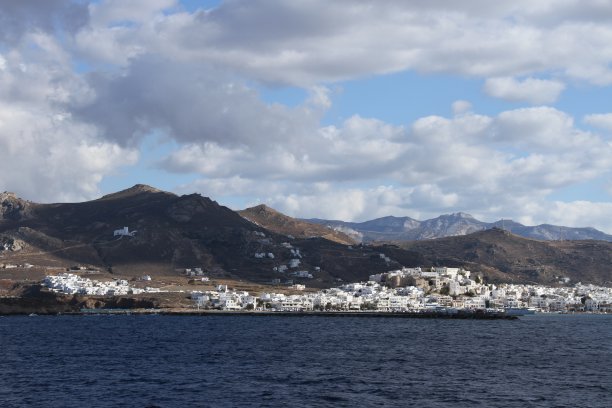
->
[1,0,612,233]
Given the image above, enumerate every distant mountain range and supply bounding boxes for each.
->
[306,213,612,242]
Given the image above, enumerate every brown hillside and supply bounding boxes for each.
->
[239,204,355,245]
[398,228,612,285]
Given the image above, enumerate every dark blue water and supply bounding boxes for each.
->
[1,314,611,407]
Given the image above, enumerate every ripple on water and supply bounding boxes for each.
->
[0,314,611,407]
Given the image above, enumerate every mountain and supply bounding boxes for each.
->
[392,228,612,286]
[491,221,612,241]
[0,185,402,286]
[238,204,355,245]
[0,191,35,221]
[307,213,612,242]
[2,186,611,287]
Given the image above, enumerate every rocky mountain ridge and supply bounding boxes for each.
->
[307,213,612,242]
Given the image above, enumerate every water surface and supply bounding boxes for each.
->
[1,314,610,407]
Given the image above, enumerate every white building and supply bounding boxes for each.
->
[113,226,136,237]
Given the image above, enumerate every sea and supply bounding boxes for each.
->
[1,314,611,407]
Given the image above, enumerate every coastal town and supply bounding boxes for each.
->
[41,266,612,314]
[43,273,160,296]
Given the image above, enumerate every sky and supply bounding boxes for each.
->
[1,1,612,232]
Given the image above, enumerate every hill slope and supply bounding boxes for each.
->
[239,205,355,245]
[396,228,612,285]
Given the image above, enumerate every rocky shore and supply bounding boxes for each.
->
[0,286,159,315]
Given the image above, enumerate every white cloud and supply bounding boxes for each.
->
[0,34,137,202]
[261,184,461,222]
[73,0,177,65]
[271,189,368,222]
[0,1,610,89]
[160,114,407,182]
[75,56,327,148]
[88,0,176,26]
[164,105,612,231]
[584,113,612,132]
[0,0,88,45]
[492,107,587,150]
[59,0,612,86]
[484,77,566,104]
[527,201,612,233]
[452,100,472,115]
[0,102,138,202]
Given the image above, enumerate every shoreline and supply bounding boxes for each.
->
[9,308,519,319]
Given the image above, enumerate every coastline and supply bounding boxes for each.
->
[9,308,519,320]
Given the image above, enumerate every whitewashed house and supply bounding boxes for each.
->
[113,227,136,237]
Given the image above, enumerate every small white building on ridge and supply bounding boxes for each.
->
[114,227,136,237]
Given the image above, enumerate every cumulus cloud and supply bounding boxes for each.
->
[88,0,176,25]
[0,33,137,202]
[0,0,88,45]
[56,0,612,86]
[407,108,612,196]
[166,105,612,231]
[492,107,595,151]
[73,0,176,65]
[4,1,612,87]
[584,113,612,132]
[452,100,473,115]
[484,77,566,104]
[0,95,137,202]
[159,114,406,182]
[188,2,612,85]
[522,201,612,233]
[75,56,331,148]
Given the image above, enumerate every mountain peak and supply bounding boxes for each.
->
[449,212,474,219]
[246,204,279,215]
[485,226,515,236]
[0,191,20,202]
[127,184,164,194]
[98,184,172,200]
[0,191,32,220]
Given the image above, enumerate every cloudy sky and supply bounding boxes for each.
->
[1,0,612,232]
